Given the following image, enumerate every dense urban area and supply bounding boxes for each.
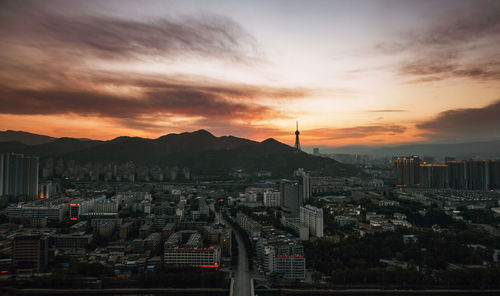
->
[1,134,500,295]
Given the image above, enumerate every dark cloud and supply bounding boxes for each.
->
[377,0,500,82]
[0,81,292,121]
[416,99,500,140]
[366,110,407,113]
[0,2,261,63]
[0,2,310,134]
[305,125,407,140]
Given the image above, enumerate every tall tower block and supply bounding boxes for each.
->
[294,121,301,151]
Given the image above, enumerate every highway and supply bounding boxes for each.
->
[232,225,251,296]
[212,205,252,296]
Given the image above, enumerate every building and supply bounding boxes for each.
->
[280,180,304,216]
[334,215,357,226]
[144,232,162,253]
[38,181,51,199]
[294,168,312,202]
[395,156,420,187]
[263,191,280,207]
[419,164,448,189]
[446,160,499,190]
[93,219,120,238]
[0,153,39,201]
[236,212,262,239]
[281,216,309,240]
[163,231,220,267]
[92,199,119,213]
[120,221,135,240]
[275,243,306,279]
[447,161,468,189]
[300,205,324,237]
[313,148,320,156]
[6,203,64,222]
[69,203,80,221]
[12,235,48,273]
[256,238,306,280]
[52,233,93,250]
[467,160,490,190]
[70,221,88,233]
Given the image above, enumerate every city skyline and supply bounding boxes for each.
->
[1,0,500,147]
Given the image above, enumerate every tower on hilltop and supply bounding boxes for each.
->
[294,121,301,151]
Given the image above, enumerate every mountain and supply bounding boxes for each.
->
[312,139,500,159]
[371,140,500,158]
[0,130,56,145]
[0,130,363,178]
[180,138,361,177]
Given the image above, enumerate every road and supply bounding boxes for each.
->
[212,205,252,296]
[232,225,251,296]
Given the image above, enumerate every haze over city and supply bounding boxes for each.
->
[1,0,499,147]
[2,1,500,296]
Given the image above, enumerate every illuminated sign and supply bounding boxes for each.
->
[199,262,219,268]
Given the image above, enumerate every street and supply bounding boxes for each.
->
[212,205,252,296]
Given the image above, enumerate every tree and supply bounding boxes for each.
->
[269,272,278,285]
[312,271,322,284]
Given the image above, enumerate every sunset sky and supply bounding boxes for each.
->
[1,0,500,148]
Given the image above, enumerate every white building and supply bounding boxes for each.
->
[92,199,118,213]
[6,203,64,222]
[300,205,324,237]
[334,215,357,226]
[294,168,312,202]
[256,239,306,279]
[163,231,220,267]
[263,191,281,207]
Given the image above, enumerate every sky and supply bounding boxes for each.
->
[1,0,499,148]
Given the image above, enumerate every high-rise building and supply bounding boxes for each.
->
[12,235,48,273]
[38,181,51,199]
[447,161,468,190]
[0,153,3,197]
[489,161,500,190]
[419,164,448,189]
[313,148,320,156]
[23,156,39,200]
[395,156,420,187]
[263,190,281,207]
[69,203,80,221]
[302,173,311,202]
[294,168,312,202]
[0,153,39,201]
[394,158,499,191]
[467,160,490,190]
[300,205,324,237]
[280,180,304,216]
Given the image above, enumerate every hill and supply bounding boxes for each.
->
[0,130,362,178]
[0,130,56,145]
[317,139,500,159]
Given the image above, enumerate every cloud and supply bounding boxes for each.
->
[376,0,500,82]
[416,99,500,140]
[0,76,304,122]
[0,2,261,63]
[304,125,407,140]
[0,2,315,136]
[366,110,407,113]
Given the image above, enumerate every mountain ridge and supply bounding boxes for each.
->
[0,129,362,178]
[315,139,500,158]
